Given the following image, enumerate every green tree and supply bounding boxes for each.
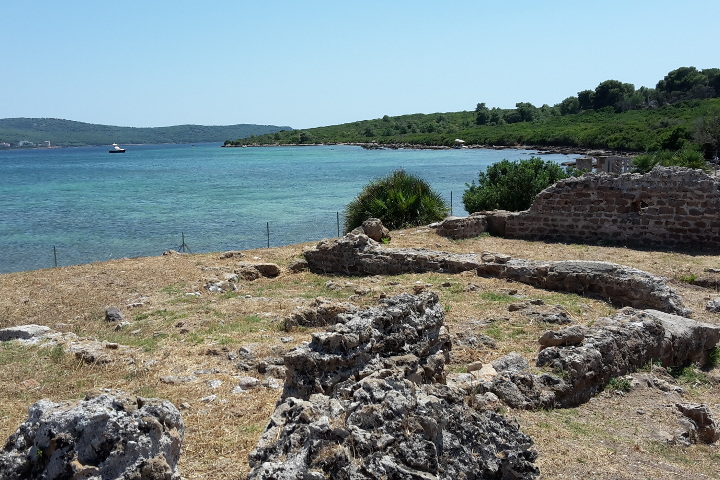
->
[657,66,709,102]
[557,96,580,115]
[515,102,538,122]
[463,157,572,212]
[344,170,449,232]
[593,80,635,110]
[475,103,490,125]
[577,90,595,110]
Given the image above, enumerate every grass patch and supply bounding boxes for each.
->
[669,364,712,386]
[606,376,632,393]
[479,291,516,303]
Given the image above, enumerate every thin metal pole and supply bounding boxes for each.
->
[266,222,270,248]
[337,212,340,237]
[450,191,453,216]
[53,246,57,267]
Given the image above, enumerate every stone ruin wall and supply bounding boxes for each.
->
[441,167,720,249]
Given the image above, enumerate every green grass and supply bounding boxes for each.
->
[184,315,271,346]
[479,291,516,303]
[669,365,712,386]
[606,376,633,393]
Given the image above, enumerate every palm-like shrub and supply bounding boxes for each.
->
[631,148,708,173]
[344,170,449,233]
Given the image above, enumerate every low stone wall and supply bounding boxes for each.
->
[437,167,720,249]
[434,213,487,239]
[303,235,690,315]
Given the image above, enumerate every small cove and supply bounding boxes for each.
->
[0,143,578,273]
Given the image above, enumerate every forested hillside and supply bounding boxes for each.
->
[231,66,720,156]
[0,118,292,148]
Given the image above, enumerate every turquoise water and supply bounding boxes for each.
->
[0,143,577,273]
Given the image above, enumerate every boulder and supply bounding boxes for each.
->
[480,309,720,409]
[248,374,539,480]
[281,292,451,400]
[360,218,391,242]
[0,392,183,480]
[104,307,123,323]
[0,325,52,342]
[676,403,720,444]
[249,293,540,479]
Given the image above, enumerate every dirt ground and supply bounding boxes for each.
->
[1,227,719,479]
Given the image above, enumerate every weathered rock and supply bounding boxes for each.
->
[675,403,720,444]
[0,393,183,480]
[0,325,52,342]
[706,297,720,313]
[304,234,485,276]
[480,309,720,409]
[104,307,123,323]
[478,259,690,316]
[284,297,358,331]
[359,217,391,242]
[249,293,539,478]
[491,352,530,374]
[538,325,587,348]
[287,258,309,273]
[248,373,538,480]
[281,292,451,400]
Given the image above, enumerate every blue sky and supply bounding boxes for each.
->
[2,0,718,129]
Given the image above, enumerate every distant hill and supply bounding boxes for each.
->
[0,118,293,147]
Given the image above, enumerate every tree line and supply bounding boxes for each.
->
[234,66,720,158]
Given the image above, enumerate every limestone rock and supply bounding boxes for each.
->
[281,292,451,400]
[676,403,720,444]
[0,392,183,480]
[248,374,539,480]
[706,297,720,313]
[480,309,720,409]
[284,297,358,331]
[104,307,123,323]
[360,217,391,242]
[0,325,52,342]
[249,292,539,478]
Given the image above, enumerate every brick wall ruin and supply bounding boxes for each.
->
[438,167,720,249]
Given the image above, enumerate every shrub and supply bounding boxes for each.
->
[344,170,449,232]
[631,148,708,173]
[462,156,572,212]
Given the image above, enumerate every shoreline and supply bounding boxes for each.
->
[222,141,639,157]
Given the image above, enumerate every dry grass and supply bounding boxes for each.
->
[1,229,719,479]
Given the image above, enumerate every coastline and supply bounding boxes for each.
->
[221,141,639,157]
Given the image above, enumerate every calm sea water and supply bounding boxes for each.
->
[0,143,578,273]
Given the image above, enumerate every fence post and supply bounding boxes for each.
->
[266,222,270,248]
[337,212,340,237]
[53,246,57,267]
[450,191,453,216]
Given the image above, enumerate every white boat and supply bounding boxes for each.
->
[109,143,126,153]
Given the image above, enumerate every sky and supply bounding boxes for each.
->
[2,0,719,129]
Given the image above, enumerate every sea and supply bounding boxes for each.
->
[0,143,579,273]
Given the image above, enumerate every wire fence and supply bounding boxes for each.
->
[6,193,461,273]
